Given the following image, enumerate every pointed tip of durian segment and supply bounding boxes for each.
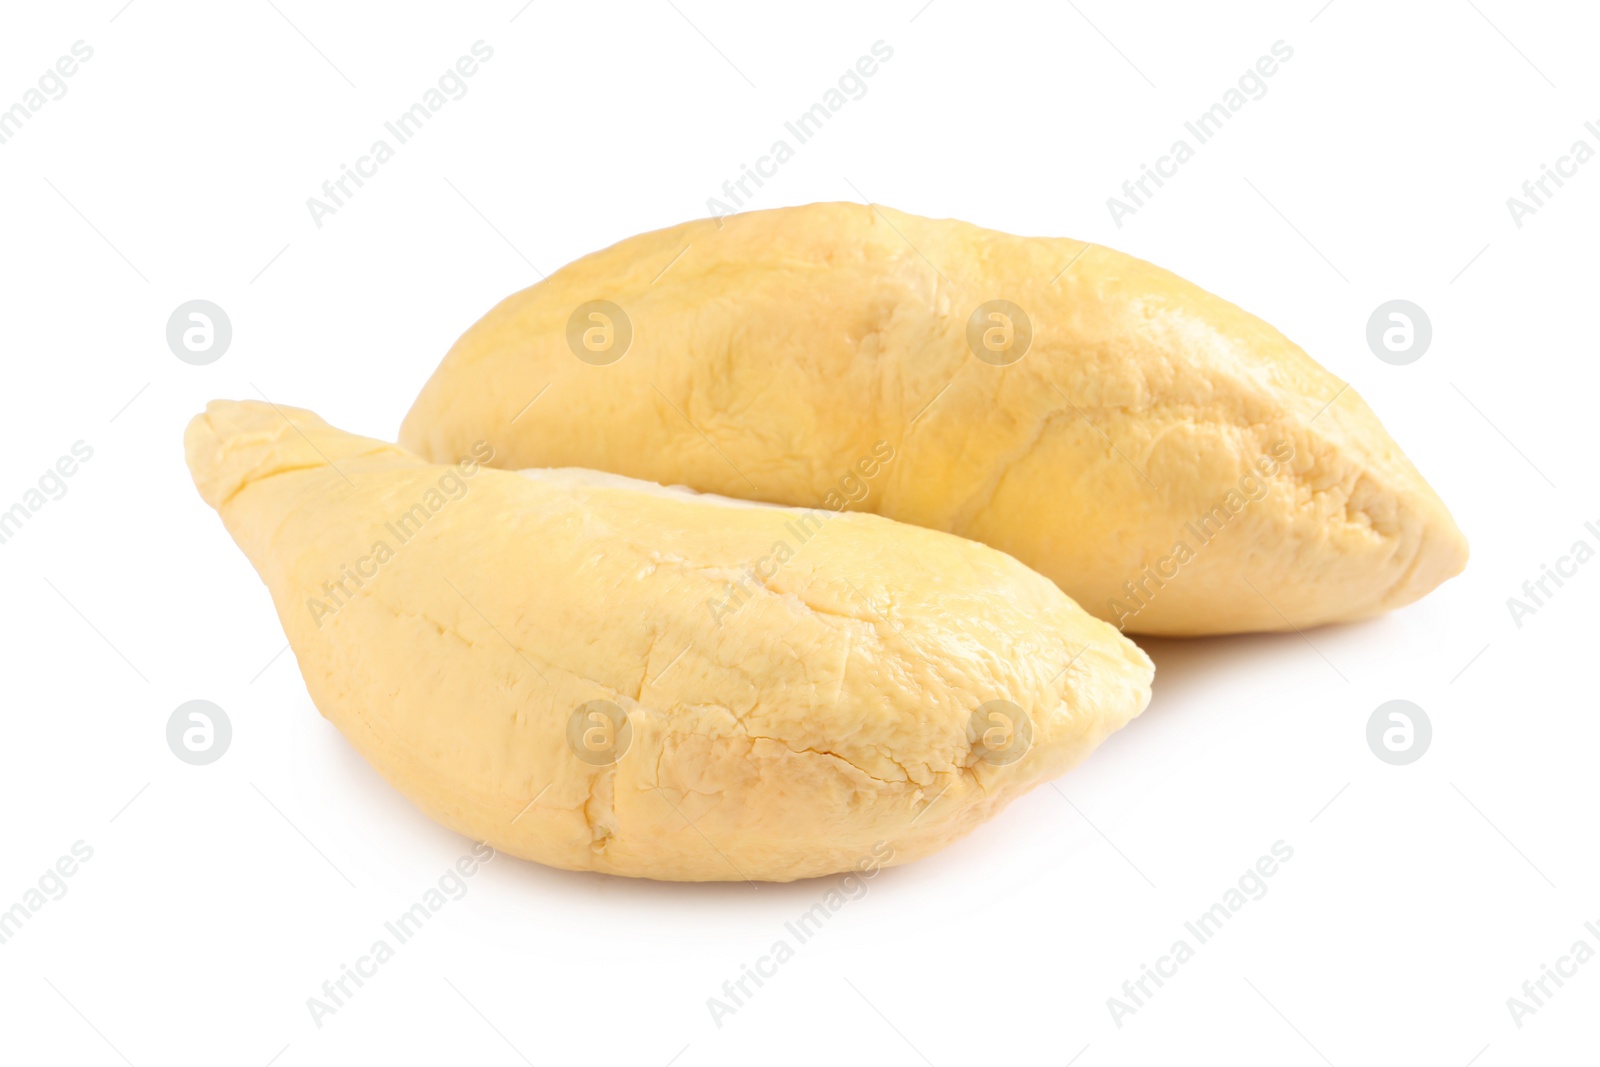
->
[184,399,400,511]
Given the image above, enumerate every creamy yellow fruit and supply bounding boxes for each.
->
[186,400,1153,882]
[400,201,1467,635]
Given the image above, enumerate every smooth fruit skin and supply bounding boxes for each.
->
[401,201,1467,636]
[186,400,1152,882]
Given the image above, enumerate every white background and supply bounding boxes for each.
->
[1,1,1595,1064]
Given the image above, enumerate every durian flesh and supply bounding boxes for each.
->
[186,400,1153,881]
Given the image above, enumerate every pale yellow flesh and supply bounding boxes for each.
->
[401,202,1468,636]
[186,401,1152,882]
